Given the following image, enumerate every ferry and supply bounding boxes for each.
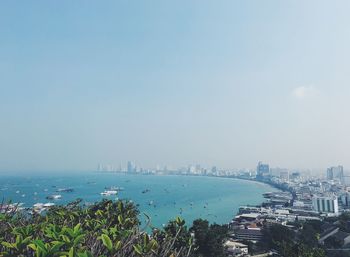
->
[100,190,118,196]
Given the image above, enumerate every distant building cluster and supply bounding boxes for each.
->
[97,160,350,219]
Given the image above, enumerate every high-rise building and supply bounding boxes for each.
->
[327,166,344,184]
[127,161,135,173]
[256,162,269,178]
[312,195,339,214]
[290,172,300,181]
[327,168,334,180]
[279,170,289,181]
[340,192,350,207]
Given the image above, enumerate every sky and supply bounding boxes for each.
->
[1,1,350,172]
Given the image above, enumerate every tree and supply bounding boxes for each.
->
[190,220,228,257]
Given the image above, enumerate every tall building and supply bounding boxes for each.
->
[127,161,135,173]
[279,170,289,181]
[256,161,270,178]
[289,172,300,181]
[327,166,344,184]
[340,192,350,207]
[327,168,334,180]
[312,195,339,214]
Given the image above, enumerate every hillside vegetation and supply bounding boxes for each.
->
[0,199,227,257]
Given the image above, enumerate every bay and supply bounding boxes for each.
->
[0,173,275,227]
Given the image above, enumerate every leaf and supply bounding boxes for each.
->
[68,247,74,257]
[33,240,47,253]
[1,242,15,249]
[28,243,37,251]
[77,252,93,257]
[175,217,185,226]
[73,223,81,234]
[101,234,113,251]
[51,241,64,252]
[115,241,122,251]
[117,215,123,224]
[73,234,85,246]
[133,244,143,255]
[61,235,71,243]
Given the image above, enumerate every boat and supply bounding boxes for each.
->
[43,203,55,207]
[104,186,124,191]
[0,203,23,214]
[142,189,150,194]
[46,194,62,200]
[56,188,74,193]
[100,190,118,196]
[32,202,55,214]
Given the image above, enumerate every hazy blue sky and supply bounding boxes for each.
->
[1,1,350,172]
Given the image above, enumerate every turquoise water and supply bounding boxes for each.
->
[0,173,274,227]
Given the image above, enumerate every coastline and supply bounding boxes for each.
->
[92,172,286,223]
[0,172,276,226]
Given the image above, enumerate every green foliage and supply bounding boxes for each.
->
[0,199,194,257]
[262,224,326,257]
[190,219,228,257]
[337,213,350,233]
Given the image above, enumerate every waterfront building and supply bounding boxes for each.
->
[256,161,270,178]
[312,195,339,215]
[223,240,248,256]
[127,161,135,173]
[234,228,263,242]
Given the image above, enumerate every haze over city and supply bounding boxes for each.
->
[1,0,350,172]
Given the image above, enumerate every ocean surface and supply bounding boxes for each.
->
[0,173,275,227]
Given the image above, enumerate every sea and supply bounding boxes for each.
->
[0,173,276,228]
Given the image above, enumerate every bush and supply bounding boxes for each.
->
[0,199,194,257]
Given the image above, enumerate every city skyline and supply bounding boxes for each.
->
[2,1,350,172]
[96,160,348,177]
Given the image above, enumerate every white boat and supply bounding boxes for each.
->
[33,203,44,208]
[56,188,74,193]
[46,194,62,200]
[32,202,55,213]
[43,203,55,207]
[105,186,124,191]
[100,190,118,196]
[0,203,23,213]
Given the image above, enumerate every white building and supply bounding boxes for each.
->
[312,195,339,215]
[224,240,248,256]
